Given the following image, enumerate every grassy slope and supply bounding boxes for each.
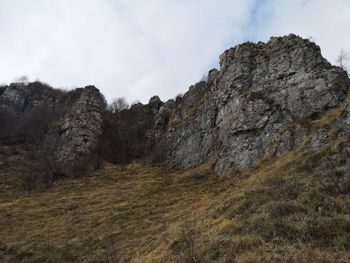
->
[0,103,350,263]
[0,143,349,263]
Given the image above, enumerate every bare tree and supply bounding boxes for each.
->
[336,49,349,72]
[109,97,129,113]
[13,75,29,85]
[0,110,15,143]
[130,99,141,106]
[307,36,316,42]
[172,213,200,263]
[19,162,37,192]
[200,73,208,83]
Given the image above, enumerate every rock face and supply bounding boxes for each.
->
[0,83,105,175]
[52,86,105,173]
[2,34,350,176]
[149,96,163,114]
[0,82,64,115]
[0,83,27,114]
[157,34,350,174]
[154,99,174,129]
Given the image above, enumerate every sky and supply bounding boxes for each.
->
[0,0,349,103]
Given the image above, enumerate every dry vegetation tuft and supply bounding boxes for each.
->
[0,136,350,262]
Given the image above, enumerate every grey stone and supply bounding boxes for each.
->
[149,96,162,114]
[52,86,104,173]
[157,34,350,175]
[308,127,331,153]
[0,83,27,114]
[0,83,105,176]
[154,99,174,129]
[3,34,350,177]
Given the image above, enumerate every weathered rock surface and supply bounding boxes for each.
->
[154,99,174,129]
[149,95,163,114]
[52,86,105,173]
[0,83,27,114]
[158,34,350,174]
[0,83,105,175]
[2,34,350,176]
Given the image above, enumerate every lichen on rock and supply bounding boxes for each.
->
[157,34,350,174]
[52,86,105,174]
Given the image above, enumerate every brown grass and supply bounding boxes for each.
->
[1,109,350,263]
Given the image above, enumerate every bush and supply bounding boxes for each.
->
[18,160,59,192]
[101,103,155,165]
[0,110,15,144]
[171,214,200,263]
[108,97,129,113]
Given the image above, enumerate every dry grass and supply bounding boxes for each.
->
[0,131,350,262]
[0,148,222,262]
[315,103,347,129]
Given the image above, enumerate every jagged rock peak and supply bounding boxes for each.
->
[149,95,163,114]
[158,34,350,174]
[219,34,326,70]
[0,83,27,114]
[52,85,105,174]
[0,83,106,175]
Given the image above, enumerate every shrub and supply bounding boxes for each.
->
[171,214,200,263]
[108,97,129,113]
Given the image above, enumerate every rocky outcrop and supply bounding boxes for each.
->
[2,34,350,176]
[0,81,66,115]
[0,83,27,114]
[158,34,350,174]
[154,99,174,129]
[51,86,105,173]
[0,83,105,175]
[149,96,163,114]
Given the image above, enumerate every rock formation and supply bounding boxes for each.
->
[0,83,105,175]
[156,34,350,174]
[49,86,105,174]
[1,34,350,176]
[0,83,27,114]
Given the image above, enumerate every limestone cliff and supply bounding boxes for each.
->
[1,34,350,176]
[156,34,350,174]
[48,86,105,174]
[0,83,105,175]
[0,83,28,114]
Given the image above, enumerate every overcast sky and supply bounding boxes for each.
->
[0,0,349,103]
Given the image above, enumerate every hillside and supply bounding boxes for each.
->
[0,136,349,262]
[0,34,350,262]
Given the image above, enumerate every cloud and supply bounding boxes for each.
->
[0,0,254,103]
[0,1,349,103]
[252,0,350,65]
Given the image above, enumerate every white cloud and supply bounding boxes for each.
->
[0,0,254,103]
[1,1,349,103]
[253,0,350,65]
